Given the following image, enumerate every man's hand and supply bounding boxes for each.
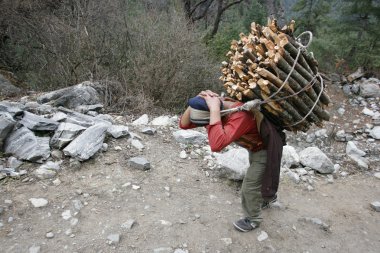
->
[204,94,221,112]
[198,90,219,98]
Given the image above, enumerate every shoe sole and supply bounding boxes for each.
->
[233,222,252,232]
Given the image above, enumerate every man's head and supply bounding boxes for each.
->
[188,96,223,126]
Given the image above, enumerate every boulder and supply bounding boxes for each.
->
[0,74,21,96]
[0,112,16,149]
[107,125,130,139]
[37,81,101,109]
[357,78,380,98]
[20,111,59,131]
[59,107,108,127]
[281,145,300,168]
[63,123,110,161]
[0,101,24,117]
[299,147,334,174]
[132,114,149,125]
[213,148,249,180]
[50,122,86,149]
[369,126,380,139]
[4,127,50,162]
[173,130,206,145]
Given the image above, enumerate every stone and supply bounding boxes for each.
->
[24,102,54,114]
[75,104,103,114]
[0,74,21,96]
[4,127,50,162]
[95,114,115,124]
[46,232,54,238]
[299,147,334,174]
[50,112,68,122]
[121,219,136,230]
[179,150,187,159]
[132,114,149,125]
[286,171,300,184]
[29,245,41,253]
[362,107,375,117]
[51,150,63,160]
[128,157,150,170]
[342,85,352,96]
[174,249,188,253]
[132,185,140,190]
[107,125,130,138]
[151,116,172,126]
[29,198,48,208]
[101,143,108,152]
[0,101,24,117]
[62,210,72,220]
[131,139,144,151]
[305,133,316,143]
[257,231,268,241]
[39,161,61,171]
[37,81,101,109]
[52,178,61,186]
[72,199,84,210]
[0,112,16,149]
[337,107,345,115]
[6,156,22,169]
[299,217,330,231]
[107,233,120,244]
[346,141,369,169]
[173,130,206,145]
[69,158,81,170]
[370,201,380,212]
[374,172,380,179]
[141,127,156,135]
[335,130,347,142]
[358,78,380,98]
[20,111,59,131]
[369,126,380,139]
[213,148,249,180]
[50,122,86,149]
[70,218,79,226]
[34,168,56,179]
[63,123,110,161]
[281,145,300,168]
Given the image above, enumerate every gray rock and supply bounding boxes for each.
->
[50,122,86,149]
[20,111,59,131]
[24,102,54,115]
[337,108,345,115]
[369,126,380,139]
[299,147,334,174]
[151,116,172,126]
[362,107,375,117]
[29,245,41,253]
[69,158,81,170]
[174,249,189,253]
[6,156,23,169]
[34,168,57,179]
[4,127,50,162]
[352,83,360,94]
[72,199,84,211]
[59,107,108,128]
[46,232,54,238]
[63,123,110,161]
[173,130,206,145]
[281,145,300,168]
[37,81,101,109]
[358,78,380,98]
[128,157,150,170]
[0,74,21,96]
[29,198,48,208]
[141,127,156,135]
[370,201,380,212]
[121,219,136,230]
[39,161,61,171]
[50,112,67,122]
[0,101,24,117]
[132,114,149,125]
[299,217,330,231]
[214,148,249,180]
[51,150,63,160]
[346,141,368,169]
[0,112,16,149]
[374,172,380,179]
[107,233,120,244]
[342,85,352,96]
[305,133,316,143]
[286,171,300,184]
[335,130,347,142]
[107,125,130,139]
[131,139,144,151]
[95,114,115,124]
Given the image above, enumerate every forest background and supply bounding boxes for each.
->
[0,0,379,113]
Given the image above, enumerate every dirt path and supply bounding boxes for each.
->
[1,125,379,253]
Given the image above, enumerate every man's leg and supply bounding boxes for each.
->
[234,149,267,232]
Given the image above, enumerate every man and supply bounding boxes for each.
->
[179,90,285,232]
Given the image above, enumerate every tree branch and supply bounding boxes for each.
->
[192,0,214,21]
[221,0,243,12]
[189,0,210,17]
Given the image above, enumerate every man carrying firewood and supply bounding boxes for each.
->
[179,90,285,232]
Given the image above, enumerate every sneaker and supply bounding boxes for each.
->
[261,195,278,209]
[233,218,258,232]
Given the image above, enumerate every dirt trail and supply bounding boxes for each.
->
[1,125,379,253]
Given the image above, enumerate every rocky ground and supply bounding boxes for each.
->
[0,75,380,253]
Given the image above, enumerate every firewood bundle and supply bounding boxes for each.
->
[219,19,331,132]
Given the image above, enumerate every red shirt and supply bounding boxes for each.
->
[179,102,263,153]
